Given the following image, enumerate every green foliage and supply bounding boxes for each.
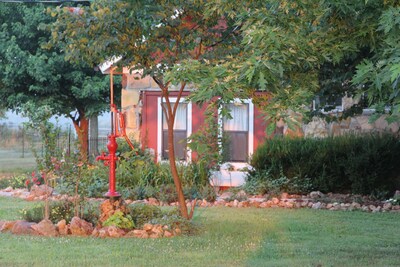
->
[352,6,400,124]
[20,200,99,225]
[150,213,200,236]
[250,134,400,197]
[127,204,163,229]
[0,174,28,189]
[103,210,134,230]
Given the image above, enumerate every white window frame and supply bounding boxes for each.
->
[219,98,254,165]
[157,97,192,162]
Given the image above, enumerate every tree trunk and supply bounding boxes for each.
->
[72,111,89,161]
[167,117,189,219]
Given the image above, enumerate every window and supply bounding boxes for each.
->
[162,103,187,160]
[157,98,192,162]
[223,103,250,162]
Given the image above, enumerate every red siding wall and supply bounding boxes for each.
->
[140,91,268,161]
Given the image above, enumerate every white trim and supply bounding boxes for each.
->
[157,97,192,162]
[221,98,254,166]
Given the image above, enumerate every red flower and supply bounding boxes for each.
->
[25,180,30,186]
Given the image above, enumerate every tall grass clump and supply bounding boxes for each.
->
[249,134,400,197]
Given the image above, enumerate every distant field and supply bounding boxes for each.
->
[0,149,36,176]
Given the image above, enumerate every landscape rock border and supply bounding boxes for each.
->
[1,187,399,214]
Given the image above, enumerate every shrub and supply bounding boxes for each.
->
[127,204,163,229]
[102,210,134,230]
[250,134,400,197]
[20,200,99,225]
[150,213,200,236]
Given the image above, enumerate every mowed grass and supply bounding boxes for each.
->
[0,149,36,175]
[0,196,399,267]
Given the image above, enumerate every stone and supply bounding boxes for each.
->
[3,186,13,192]
[238,201,250,208]
[163,230,173,238]
[271,198,280,205]
[30,184,53,198]
[91,228,99,237]
[219,191,233,200]
[174,228,182,235]
[56,219,68,236]
[259,202,269,208]
[235,190,247,199]
[148,198,159,206]
[309,191,325,198]
[31,219,58,237]
[232,199,239,208]
[143,223,153,232]
[281,192,289,199]
[69,217,93,236]
[106,226,126,238]
[11,221,38,235]
[312,202,322,209]
[0,221,16,233]
[250,201,260,208]
[25,195,36,201]
[383,202,392,211]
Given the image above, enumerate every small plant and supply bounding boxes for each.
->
[25,171,45,191]
[150,212,200,236]
[102,211,135,230]
[20,200,99,225]
[128,204,162,229]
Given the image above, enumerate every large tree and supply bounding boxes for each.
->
[51,0,242,219]
[0,3,119,159]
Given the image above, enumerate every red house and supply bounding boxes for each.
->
[100,66,270,187]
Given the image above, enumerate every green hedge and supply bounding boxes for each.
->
[249,134,400,197]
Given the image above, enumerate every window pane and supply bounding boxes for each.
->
[223,104,248,131]
[162,130,187,160]
[162,103,187,130]
[224,132,248,162]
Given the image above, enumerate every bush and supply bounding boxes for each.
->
[127,204,163,229]
[20,200,99,225]
[250,134,400,197]
[102,210,134,230]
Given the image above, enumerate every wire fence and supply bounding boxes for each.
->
[0,123,110,170]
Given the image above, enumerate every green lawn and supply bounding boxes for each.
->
[0,196,399,267]
[0,149,36,175]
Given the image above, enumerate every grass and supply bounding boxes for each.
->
[0,149,36,176]
[0,196,399,267]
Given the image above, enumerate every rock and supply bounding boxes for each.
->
[30,184,53,198]
[69,217,93,236]
[238,201,250,208]
[219,191,233,200]
[351,202,361,209]
[3,186,13,192]
[235,190,247,199]
[383,202,392,211]
[312,202,322,209]
[271,198,280,205]
[31,219,58,237]
[174,228,181,235]
[259,202,269,208]
[143,223,153,232]
[106,226,126,238]
[326,203,333,209]
[91,228,99,237]
[281,192,289,199]
[163,230,173,238]
[11,220,38,235]
[56,219,68,236]
[0,221,16,233]
[250,201,260,208]
[232,199,239,208]
[309,191,325,198]
[148,198,159,206]
[25,195,36,201]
